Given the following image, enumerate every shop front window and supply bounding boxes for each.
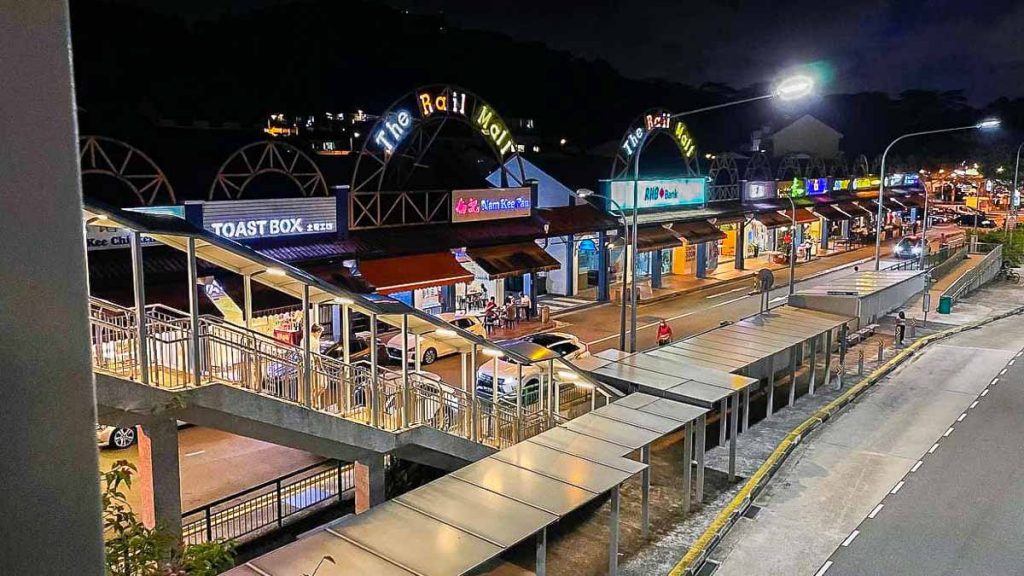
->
[660,249,673,275]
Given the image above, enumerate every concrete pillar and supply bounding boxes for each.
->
[1,1,106,571]
[597,231,609,302]
[650,249,663,288]
[137,420,182,537]
[695,242,708,279]
[609,485,620,576]
[354,454,386,514]
[536,527,547,576]
[735,221,746,270]
[820,217,829,251]
[696,414,706,504]
[682,421,693,511]
[565,234,575,297]
[842,219,851,240]
[641,444,650,538]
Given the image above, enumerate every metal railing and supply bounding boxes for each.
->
[181,460,352,546]
[943,244,1003,305]
[88,297,578,450]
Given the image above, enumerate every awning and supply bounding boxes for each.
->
[669,220,727,244]
[358,252,474,294]
[838,202,874,216]
[633,226,684,252]
[465,242,560,280]
[752,211,794,228]
[811,204,853,221]
[791,207,820,224]
[901,195,927,208]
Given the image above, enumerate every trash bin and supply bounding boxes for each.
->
[938,295,952,314]
[540,305,550,324]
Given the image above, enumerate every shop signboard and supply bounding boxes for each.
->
[832,179,851,192]
[806,177,829,195]
[852,177,880,190]
[742,180,776,201]
[903,174,921,187]
[85,206,184,251]
[884,173,905,187]
[451,187,532,223]
[203,197,337,240]
[784,178,807,198]
[606,177,706,210]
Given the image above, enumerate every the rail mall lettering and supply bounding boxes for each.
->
[373,110,412,156]
[475,105,516,157]
[621,113,697,159]
[418,89,469,118]
[209,218,332,239]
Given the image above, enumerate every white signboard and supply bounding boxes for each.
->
[203,197,336,240]
[608,178,706,211]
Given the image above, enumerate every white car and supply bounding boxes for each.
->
[97,421,189,450]
[475,332,590,402]
[386,313,486,365]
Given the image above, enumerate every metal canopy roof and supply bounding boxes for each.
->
[594,402,690,434]
[792,270,924,297]
[562,412,665,449]
[528,426,634,460]
[451,458,597,516]
[492,441,644,492]
[244,531,416,576]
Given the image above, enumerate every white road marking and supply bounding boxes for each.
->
[1017,351,1023,358]
[1000,368,1007,375]
[1009,360,1015,366]
[957,413,966,422]
[185,450,206,457]
[705,287,746,299]
[944,427,954,437]
[911,460,923,472]
[891,481,905,494]
[868,503,884,518]
[929,443,939,454]
[982,389,989,397]
[841,530,860,547]
[970,400,979,409]
[585,295,749,346]
[770,296,787,303]
[814,561,834,576]
[991,378,1000,385]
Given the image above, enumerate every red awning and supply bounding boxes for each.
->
[633,226,685,252]
[752,211,793,228]
[670,220,727,244]
[465,242,561,280]
[358,252,474,294]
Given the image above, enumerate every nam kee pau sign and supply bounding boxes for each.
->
[607,178,706,210]
[451,187,532,223]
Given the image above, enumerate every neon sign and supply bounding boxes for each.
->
[852,177,880,190]
[786,178,807,197]
[475,105,516,157]
[451,187,532,223]
[620,109,697,160]
[373,109,412,156]
[832,179,851,191]
[806,177,829,195]
[418,89,469,118]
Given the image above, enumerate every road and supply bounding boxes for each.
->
[823,321,1024,575]
[99,426,323,513]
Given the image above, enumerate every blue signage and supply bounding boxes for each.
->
[806,178,829,195]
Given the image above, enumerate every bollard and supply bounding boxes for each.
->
[876,339,884,363]
[858,349,865,376]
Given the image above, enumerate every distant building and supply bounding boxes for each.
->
[755,114,843,159]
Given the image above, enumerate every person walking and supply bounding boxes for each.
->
[895,310,907,346]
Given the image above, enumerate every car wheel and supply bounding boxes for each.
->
[109,427,137,449]
[422,348,438,365]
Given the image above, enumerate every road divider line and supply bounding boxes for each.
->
[957,413,966,422]
[185,450,206,457]
[991,378,1000,385]
[970,400,979,409]
[929,443,939,454]
[868,504,884,518]
[814,561,833,576]
[943,427,954,437]
[1010,360,1015,366]
[982,389,989,397]
[1000,368,1007,375]
[705,287,746,299]
[911,461,923,472]
[841,530,860,547]
[891,481,905,494]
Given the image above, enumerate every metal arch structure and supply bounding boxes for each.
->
[776,154,807,181]
[870,154,883,174]
[210,141,329,200]
[609,108,700,180]
[349,85,526,194]
[807,156,828,178]
[79,136,176,206]
[744,151,773,181]
[853,154,871,176]
[827,153,849,178]
[706,153,741,202]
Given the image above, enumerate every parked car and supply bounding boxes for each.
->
[386,313,486,365]
[476,332,590,402]
[893,235,925,259]
[262,334,379,400]
[955,213,996,228]
[97,421,188,450]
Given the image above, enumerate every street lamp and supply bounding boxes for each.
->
[617,74,815,352]
[782,194,798,295]
[873,119,1001,270]
[576,188,630,351]
[1010,141,1024,244]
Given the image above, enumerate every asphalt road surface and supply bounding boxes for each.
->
[99,426,323,513]
[822,328,1024,575]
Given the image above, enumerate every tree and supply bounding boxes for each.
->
[102,460,235,576]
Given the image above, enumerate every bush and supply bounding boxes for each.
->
[978,230,1024,266]
[103,460,235,576]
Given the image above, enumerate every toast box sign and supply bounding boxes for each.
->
[607,178,707,211]
[203,197,337,240]
[451,187,532,223]
[372,86,517,160]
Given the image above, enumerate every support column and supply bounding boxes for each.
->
[369,313,379,428]
[742,386,751,433]
[137,419,182,538]
[131,231,150,385]
[719,398,727,446]
[735,221,746,270]
[461,352,470,434]
[696,414,706,504]
[609,485,620,576]
[808,336,818,396]
[550,360,558,416]
[243,273,253,329]
[641,444,650,538]
[597,230,609,302]
[331,304,341,343]
[471,345,479,442]
[302,285,312,407]
[842,219,851,240]
[650,249,663,289]
[341,304,351,364]
[788,345,798,407]
[565,234,575,297]
[824,329,833,389]
[695,242,708,279]
[766,355,775,419]
[820,217,829,251]
[536,528,547,576]
[729,393,739,482]
[186,238,202,387]
[401,315,410,427]
[682,421,693,512]
[354,453,386,514]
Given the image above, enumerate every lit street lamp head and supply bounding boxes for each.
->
[574,188,595,198]
[977,119,1001,130]
[775,75,814,100]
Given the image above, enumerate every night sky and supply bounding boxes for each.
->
[125,0,1023,104]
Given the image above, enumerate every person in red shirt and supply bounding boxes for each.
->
[657,319,672,346]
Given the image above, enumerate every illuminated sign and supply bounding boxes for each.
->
[832,179,851,191]
[785,178,807,198]
[884,173,905,187]
[451,187,532,223]
[203,197,336,240]
[607,178,706,210]
[852,177,881,190]
[620,109,697,160]
[743,180,777,201]
[371,86,517,160]
[85,206,184,251]
[903,174,921,187]
[806,177,829,195]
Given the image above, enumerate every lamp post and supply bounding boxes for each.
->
[873,119,1001,270]
[576,189,630,351]
[783,194,797,295]
[618,74,814,351]
[1010,142,1024,247]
